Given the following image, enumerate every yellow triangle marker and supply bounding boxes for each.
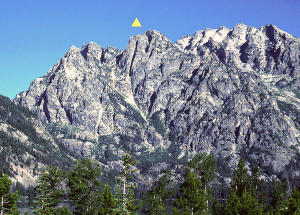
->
[132,18,141,27]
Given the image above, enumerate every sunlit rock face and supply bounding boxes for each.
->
[14,24,300,177]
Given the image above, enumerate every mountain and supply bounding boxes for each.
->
[0,94,76,188]
[13,23,300,187]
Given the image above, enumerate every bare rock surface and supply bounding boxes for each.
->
[13,24,300,181]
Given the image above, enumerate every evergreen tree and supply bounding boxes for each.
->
[250,166,266,210]
[269,178,288,214]
[47,166,65,208]
[32,171,54,215]
[286,186,300,214]
[188,153,217,212]
[173,169,206,215]
[189,153,217,187]
[223,159,263,215]
[67,158,103,215]
[55,205,73,215]
[114,153,141,214]
[231,159,250,197]
[0,173,20,215]
[32,166,65,215]
[144,169,174,215]
[99,184,115,215]
[211,198,223,215]
[224,189,262,215]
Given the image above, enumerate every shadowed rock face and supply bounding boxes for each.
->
[14,24,300,176]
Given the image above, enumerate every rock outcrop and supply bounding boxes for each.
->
[14,24,300,181]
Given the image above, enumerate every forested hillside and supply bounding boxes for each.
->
[2,154,300,214]
[0,94,76,189]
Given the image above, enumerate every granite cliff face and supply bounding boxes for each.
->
[14,23,300,182]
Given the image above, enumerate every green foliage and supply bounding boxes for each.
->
[231,159,250,197]
[250,166,266,209]
[0,128,73,177]
[67,159,103,215]
[32,172,54,214]
[223,159,264,215]
[286,186,300,214]
[224,190,263,215]
[0,173,20,215]
[99,184,116,215]
[270,178,288,214]
[109,92,146,125]
[188,153,217,213]
[99,169,119,189]
[4,154,300,215]
[0,95,37,121]
[148,111,168,137]
[95,135,119,164]
[189,153,217,187]
[143,169,174,215]
[32,166,65,215]
[173,171,206,215]
[216,155,232,177]
[47,123,75,139]
[138,144,189,176]
[54,205,72,215]
[139,147,170,165]
[15,184,36,202]
[0,95,46,148]
[114,153,141,214]
[211,197,224,215]
[104,146,119,162]
[0,95,74,177]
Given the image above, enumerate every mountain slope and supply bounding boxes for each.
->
[13,23,300,184]
[0,95,76,187]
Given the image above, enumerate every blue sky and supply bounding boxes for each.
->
[1,0,300,99]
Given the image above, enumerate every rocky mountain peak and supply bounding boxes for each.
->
[125,30,172,53]
[233,22,248,30]
[81,41,104,63]
[144,30,171,43]
[66,45,81,55]
[13,24,300,179]
[229,23,249,40]
[82,41,103,52]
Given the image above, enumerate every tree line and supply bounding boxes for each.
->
[1,153,300,214]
